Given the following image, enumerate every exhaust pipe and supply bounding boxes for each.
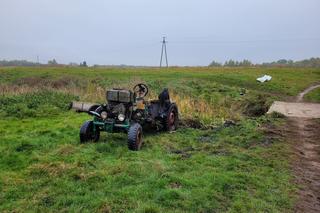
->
[70,101,100,113]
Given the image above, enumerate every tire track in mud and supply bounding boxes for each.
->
[287,84,320,212]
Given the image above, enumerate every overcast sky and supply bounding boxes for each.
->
[0,0,319,66]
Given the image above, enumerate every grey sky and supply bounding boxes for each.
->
[0,0,319,66]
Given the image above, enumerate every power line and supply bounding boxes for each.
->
[160,36,168,67]
[169,37,320,45]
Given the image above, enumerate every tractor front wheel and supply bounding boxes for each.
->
[128,123,143,151]
[80,121,100,143]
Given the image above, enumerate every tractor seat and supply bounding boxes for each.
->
[158,88,170,107]
[148,88,171,119]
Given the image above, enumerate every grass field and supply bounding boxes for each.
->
[0,67,319,212]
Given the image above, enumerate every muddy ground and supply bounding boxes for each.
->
[289,118,320,212]
[271,84,320,212]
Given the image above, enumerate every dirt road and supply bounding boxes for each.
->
[269,84,320,212]
[296,85,320,102]
[290,117,320,212]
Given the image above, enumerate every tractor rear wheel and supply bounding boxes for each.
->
[80,121,100,143]
[128,123,143,151]
[164,103,179,131]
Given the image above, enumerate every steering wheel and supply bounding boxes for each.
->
[133,83,149,98]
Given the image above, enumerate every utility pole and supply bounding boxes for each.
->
[160,36,168,67]
[37,55,39,64]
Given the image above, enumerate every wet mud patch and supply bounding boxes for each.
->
[286,118,320,212]
[179,118,237,130]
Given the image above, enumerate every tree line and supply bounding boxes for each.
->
[0,59,88,67]
[1,57,320,68]
[209,57,320,68]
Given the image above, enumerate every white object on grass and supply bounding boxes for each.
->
[257,75,272,83]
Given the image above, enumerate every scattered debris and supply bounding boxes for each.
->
[223,120,237,127]
[257,75,272,83]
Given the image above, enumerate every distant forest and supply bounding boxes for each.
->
[0,57,320,68]
[0,59,88,67]
[0,60,40,67]
[209,57,320,68]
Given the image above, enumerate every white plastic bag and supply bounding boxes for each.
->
[257,75,272,83]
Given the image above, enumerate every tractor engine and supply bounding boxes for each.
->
[104,89,135,122]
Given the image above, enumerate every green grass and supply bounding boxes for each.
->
[0,91,78,118]
[0,113,293,212]
[1,66,319,97]
[1,66,318,212]
[304,87,320,102]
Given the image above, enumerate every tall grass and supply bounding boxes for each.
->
[0,77,242,125]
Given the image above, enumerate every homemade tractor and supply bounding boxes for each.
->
[79,84,179,151]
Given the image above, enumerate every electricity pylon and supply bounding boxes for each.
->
[160,37,168,67]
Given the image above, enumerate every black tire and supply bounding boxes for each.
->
[128,123,143,151]
[80,121,100,143]
[164,103,179,131]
